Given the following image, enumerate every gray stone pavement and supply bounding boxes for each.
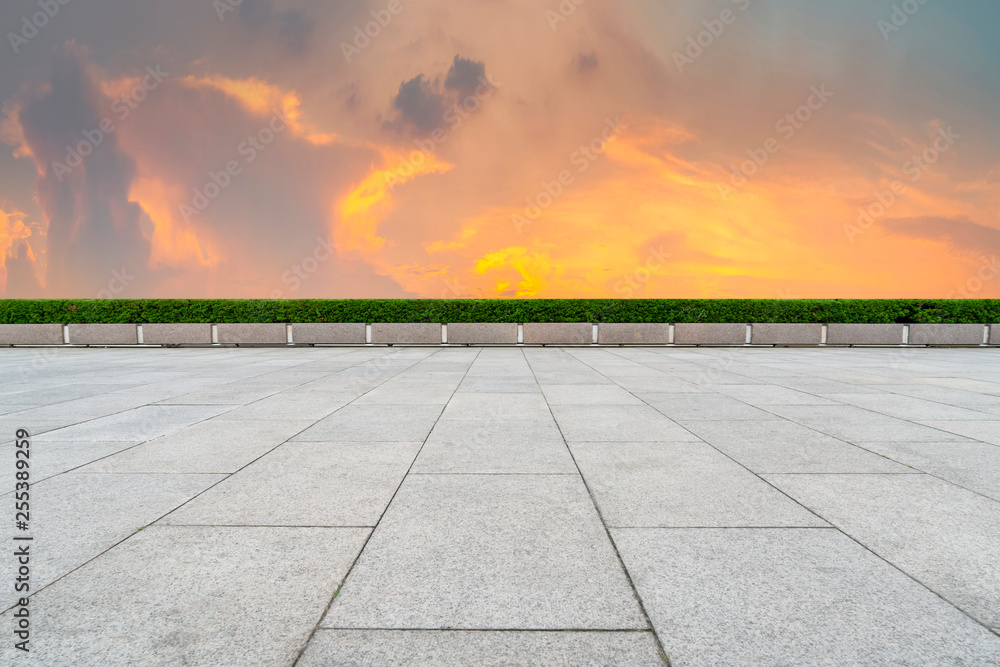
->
[1,346,999,665]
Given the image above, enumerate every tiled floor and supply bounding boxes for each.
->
[2,346,1000,665]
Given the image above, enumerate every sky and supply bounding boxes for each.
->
[0,0,998,300]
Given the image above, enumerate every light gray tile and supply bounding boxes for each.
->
[614,528,1000,666]
[213,392,354,420]
[919,420,1000,445]
[572,441,826,527]
[541,384,643,405]
[711,383,835,406]
[551,405,698,442]
[860,440,1000,501]
[36,405,230,442]
[299,630,662,666]
[323,475,645,629]
[765,474,1000,627]
[413,420,575,474]
[829,393,997,421]
[679,420,913,473]
[81,419,313,473]
[440,392,552,421]
[0,473,223,591]
[0,527,368,666]
[766,405,972,443]
[162,442,422,526]
[639,393,780,421]
[293,405,442,442]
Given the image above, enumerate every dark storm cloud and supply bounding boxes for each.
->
[3,243,44,298]
[574,52,599,73]
[239,0,313,54]
[390,74,448,134]
[388,56,490,135]
[16,45,151,297]
[444,55,487,95]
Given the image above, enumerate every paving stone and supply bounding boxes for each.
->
[293,404,443,441]
[323,475,646,629]
[412,419,575,474]
[918,420,1000,445]
[765,473,1000,627]
[81,419,313,473]
[162,441,422,527]
[551,404,698,441]
[36,405,229,442]
[299,630,663,666]
[0,527,369,666]
[638,392,779,420]
[679,420,913,473]
[572,441,826,527]
[614,527,1000,666]
[440,392,552,421]
[541,384,644,405]
[860,440,1000,502]
[0,473,223,592]
[828,392,996,420]
[710,383,835,406]
[765,404,973,443]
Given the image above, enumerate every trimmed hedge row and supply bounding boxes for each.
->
[1,299,999,324]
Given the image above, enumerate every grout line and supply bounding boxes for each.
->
[579,346,1000,634]
[523,348,672,665]
[291,347,481,666]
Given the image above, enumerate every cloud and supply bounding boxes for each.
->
[387,55,491,136]
[390,74,448,135]
[238,0,312,54]
[444,55,487,95]
[574,53,599,73]
[13,44,152,297]
[882,216,1000,257]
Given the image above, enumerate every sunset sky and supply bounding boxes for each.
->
[1,0,998,299]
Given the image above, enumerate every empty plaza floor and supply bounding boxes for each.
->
[2,345,1000,665]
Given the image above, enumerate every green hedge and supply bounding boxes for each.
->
[1,299,998,324]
